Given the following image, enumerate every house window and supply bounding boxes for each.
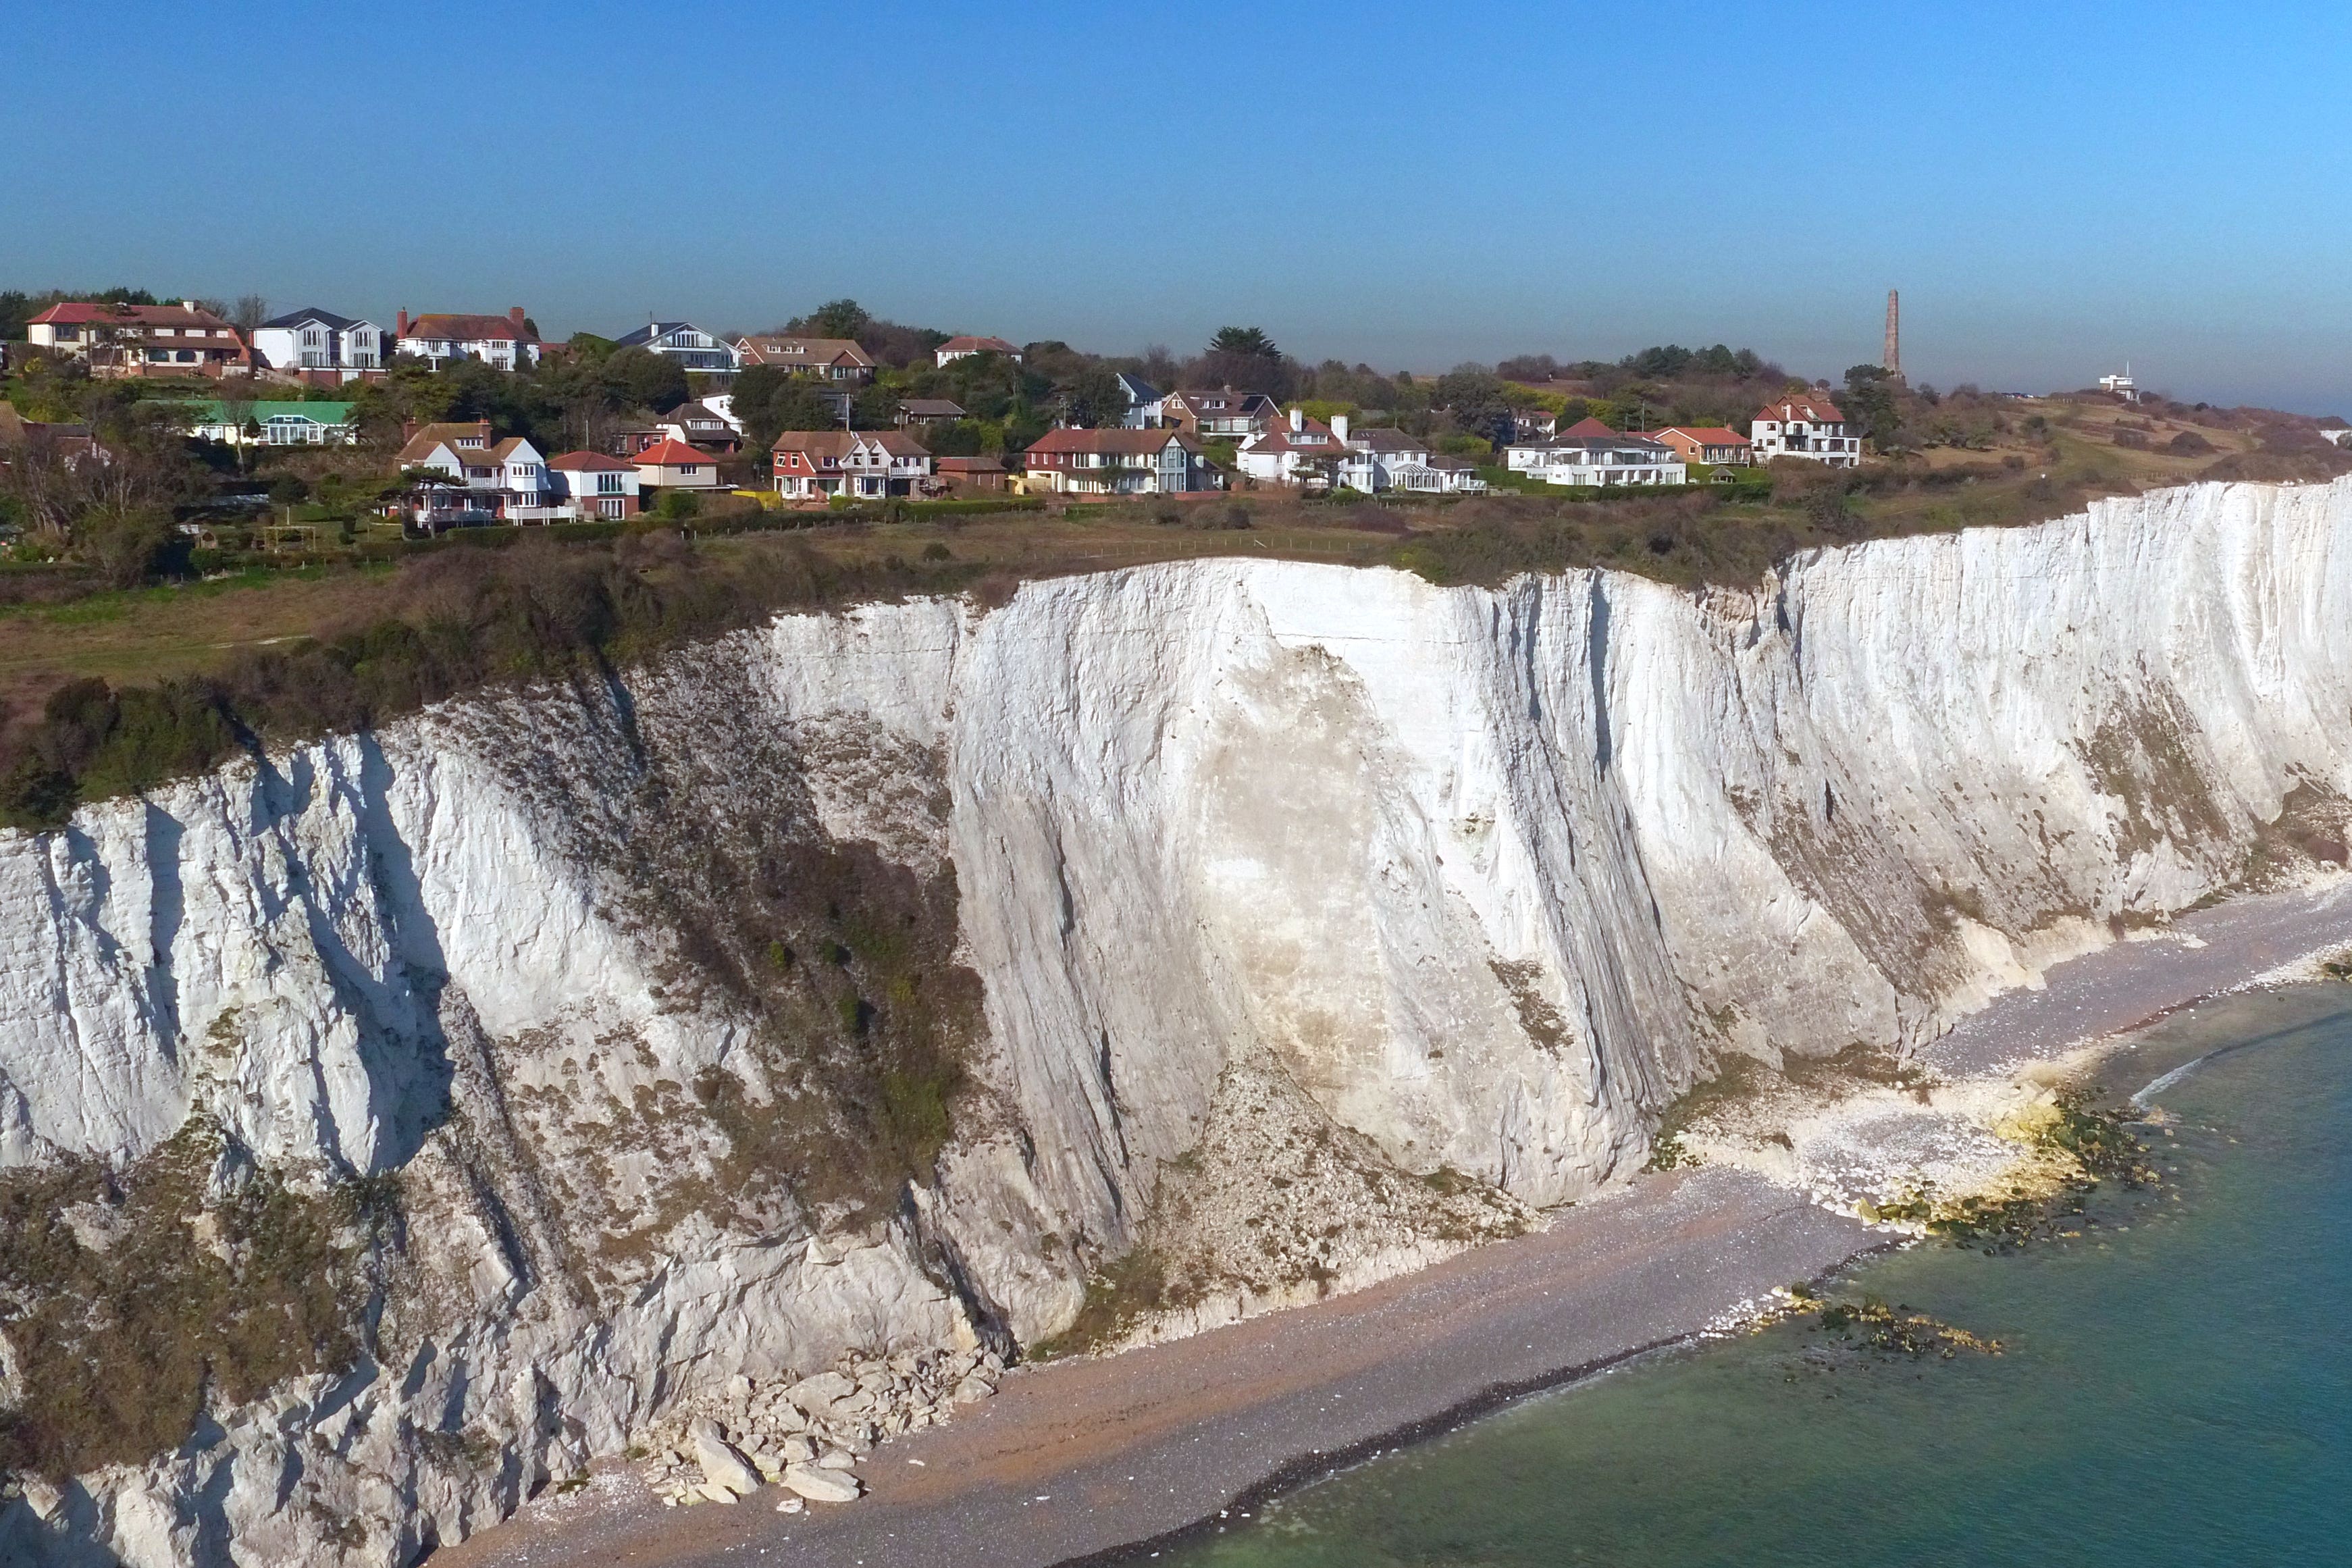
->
[597,473,624,495]
[679,465,699,475]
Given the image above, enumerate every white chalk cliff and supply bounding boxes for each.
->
[2,479,2349,1563]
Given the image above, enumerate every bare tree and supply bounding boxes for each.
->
[233,295,270,334]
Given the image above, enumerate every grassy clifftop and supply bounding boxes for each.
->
[3,399,2343,831]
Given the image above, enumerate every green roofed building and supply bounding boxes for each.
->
[184,400,357,446]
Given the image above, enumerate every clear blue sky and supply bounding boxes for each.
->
[11,1,2352,411]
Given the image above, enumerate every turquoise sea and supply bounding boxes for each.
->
[1163,985,2352,1568]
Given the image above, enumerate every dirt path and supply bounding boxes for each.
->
[438,879,2352,1568]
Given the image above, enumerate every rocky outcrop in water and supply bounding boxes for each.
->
[1,479,2347,1563]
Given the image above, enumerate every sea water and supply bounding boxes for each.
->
[1164,985,2352,1568]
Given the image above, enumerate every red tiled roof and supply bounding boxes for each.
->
[736,336,874,369]
[939,335,1018,355]
[1247,415,1344,454]
[1026,427,1199,456]
[769,429,930,458]
[631,437,708,466]
[402,313,535,343]
[1754,394,1844,424]
[548,450,635,471]
[1559,416,1619,438]
[30,301,234,331]
[394,421,496,466]
[1651,426,1750,445]
[936,456,1007,473]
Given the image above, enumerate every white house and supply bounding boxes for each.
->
[1237,408,1351,487]
[1340,426,1487,494]
[612,321,739,373]
[546,451,642,519]
[1749,394,1859,467]
[696,393,748,435]
[394,421,548,519]
[249,309,386,380]
[769,429,933,501]
[2099,370,2140,403]
[1116,373,1164,428]
[393,308,542,370]
[1022,427,1220,496]
[1505,417,1687,487]
[188,400,357,446]
[935,335,1020,367]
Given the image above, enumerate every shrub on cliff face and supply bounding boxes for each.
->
[0,1120,399,1480]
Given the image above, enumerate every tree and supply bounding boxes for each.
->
[1057,364,1129,429]
[803,299,872,340]
[1841,364,1904,450]
[1209,326,1278,359]
[78,504,186,586]
[731,366,848,453]
[232,295,269,333]
[215,392,258,472]
[602,347,690,414]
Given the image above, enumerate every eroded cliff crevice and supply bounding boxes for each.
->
[2,478,2350,1563]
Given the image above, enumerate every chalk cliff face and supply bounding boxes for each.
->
[3,479,2349,1563]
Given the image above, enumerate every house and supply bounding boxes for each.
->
[1116,373,1163,428]
[546,452,642,519]
[1512,409,1558,441]
[187,400,358,446]
[933,454,1010,494]
[1504,417,1688,487]
[696,394,748,435]
[394,420,549,520]
[1339,425,1488,494]
[26,300,251,379]
[769,429,933,502]
[1159,388,1278,443]
[1643,425,1752,467]
[249,309,386,381]
[732,336,875,382]
[897,398,966,426]
[394,308,542,370]
[656,400,741,453]
[935,335,1020,367]
[1236,409,1349,487]
[1022,428,1220,496]
[631,437,723,492]
[1749,393,1859,466]
[2099,370,2140,403]
[0,402,100,470]
[611,321,738,373]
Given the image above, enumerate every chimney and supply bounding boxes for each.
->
[1332,414,1350,446]
[510,306,527,330]
[1289,407,1304,434]
[181,300,198,312]
[396,309,411,338]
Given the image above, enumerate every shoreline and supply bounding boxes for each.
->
[438,879,2352,1568]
